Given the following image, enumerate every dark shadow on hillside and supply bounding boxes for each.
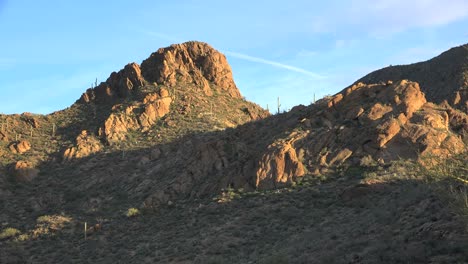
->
[0,103,312,226]
[2,174,468,263]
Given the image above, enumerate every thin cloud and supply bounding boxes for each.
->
[224,51,326,79]
[136,29,183,43]
[350,0,468,34]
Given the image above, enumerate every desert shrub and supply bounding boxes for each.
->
[360,155,378,167]
[0,227,21,239]
[126,207,141,217]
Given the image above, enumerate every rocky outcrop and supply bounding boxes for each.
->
[297,80,466,169]
[141,41,241,98]
[357,44,468,112]
[73,41,248,144]
[22,115,40,128]
[255,133,306,189]
[63,130,102,161]
[99,88,172,142]
[447,108,468,135]
[79,41,242,105]
[9,140,31,154]
[138,91,172,128]
[80,63,146,103]
[12,161,39,182]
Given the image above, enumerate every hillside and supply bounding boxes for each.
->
[1,41,468,263]
[357,44,468,112]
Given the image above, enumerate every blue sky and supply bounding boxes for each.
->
[0,0,467,114]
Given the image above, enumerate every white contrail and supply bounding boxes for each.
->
[224,51,326,79]
[135,30,326,79]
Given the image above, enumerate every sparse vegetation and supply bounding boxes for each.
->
[0,227,21,239]
[1,41,468,263]
[126,207,141,217]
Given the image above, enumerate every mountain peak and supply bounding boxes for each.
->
[79,41,241,104]
[141,41,240,98]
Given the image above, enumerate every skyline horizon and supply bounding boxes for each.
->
[0,40,464,115]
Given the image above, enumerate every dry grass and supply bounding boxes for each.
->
[0,227,21,240]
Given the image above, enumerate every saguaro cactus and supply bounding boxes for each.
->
[277,97,281,114]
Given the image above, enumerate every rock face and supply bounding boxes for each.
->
[298,80,466,168]
[9,140,31,154]
[80,63,145,103]
[79,41,242,105]
[98,88,172,142]
[141,41,241,98]
[63,130,102,161]
[255,133,306,189]
[73,41,246,144]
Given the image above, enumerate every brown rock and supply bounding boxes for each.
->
[63,130,102,161]
[345,82,365,96]
[397,113,408,124]
[345,107,365,120]
[329,148,353,166]
[327,93,344,108]
[79,62,145,103]
[299,80,462,168]
[12,161,39,182]
[141,41,241,98]
[9,140,31,154]
[415,111,449,130]
[453,91,462,105]
[256,141,306,189]
[159,88,170,98]
[0,131,7,141]
[367,103,393,120]
[139,97,172,128]
[377,119,400,147]
[22,116,40,128]
[356,44,468,113]
[101,112,138,142]
[393,80,427,119]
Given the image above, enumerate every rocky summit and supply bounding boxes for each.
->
[0,42,468,263]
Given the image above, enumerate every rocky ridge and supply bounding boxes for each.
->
[357,44,468,112]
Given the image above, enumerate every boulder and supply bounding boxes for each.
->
[12,161,39,182]
[63,130,102,161]
[9,140,31,154]
[256,140,306,189]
